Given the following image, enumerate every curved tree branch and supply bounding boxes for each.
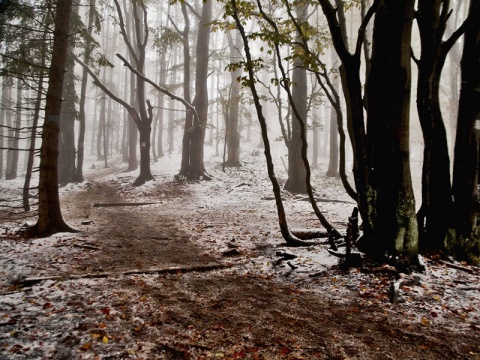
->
[116,53,200,128]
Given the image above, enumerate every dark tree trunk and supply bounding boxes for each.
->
[320,0,419,266]
[33,0,76,236]
[177,0,212,180]
[415,0,462,251]
[365,0,417,262]
[449,0,480,264]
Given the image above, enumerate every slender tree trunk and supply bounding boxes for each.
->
[311,109,319,170]
[284,2,308,194]
[75,0,96,182]
[177,2,193,177]
[5,79,21,180]
[0,79,5,179]
[23,74,45,211]
[225,29,242,167]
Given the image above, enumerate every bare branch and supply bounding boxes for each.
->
[115,53,200,127]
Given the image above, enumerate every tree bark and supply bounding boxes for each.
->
[284,2,308,194]
[33,0,76,236]
[225,29,242,167]
[415,0,471,252]
[449,0,480,264]
[5,78,21,180]
[365,0,418,263]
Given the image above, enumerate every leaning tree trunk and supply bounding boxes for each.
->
[229,0,318,247]
[33,0,76,236]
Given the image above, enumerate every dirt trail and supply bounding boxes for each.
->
[58,171,220,275]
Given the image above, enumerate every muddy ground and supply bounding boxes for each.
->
[1,162,479,359]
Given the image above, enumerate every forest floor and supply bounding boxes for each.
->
[1,150,480,359]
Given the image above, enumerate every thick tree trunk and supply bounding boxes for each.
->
[58,52,77,184]
[365,0,418,263]
[449,0,480,264]
[33,0,76,235]
[177,0,212,180]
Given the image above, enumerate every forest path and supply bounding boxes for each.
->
[59,165,221,275]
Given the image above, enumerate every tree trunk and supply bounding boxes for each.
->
[326,103,339,177]
[415,0,458,251]
[449,0,480,264]
[24,73,45,211]
[225,29,242,167]
[75,0,96,182]
[58,51,77,185]
[5,79,21,180]
[189,0,212,179]
[284,2,308,194]
[33,0,76,236]
[365,0,418,263]
[177,0,212,180]
[177,2,193,178]
[0,79,7,179]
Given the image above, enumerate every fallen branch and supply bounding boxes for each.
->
[290,229,329,240]
[93,202,156,207]
[361,265,398,275]
[438,260,479,275]
[72,243,100,251]
[287,261,298,270]
[15,263,227,288]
